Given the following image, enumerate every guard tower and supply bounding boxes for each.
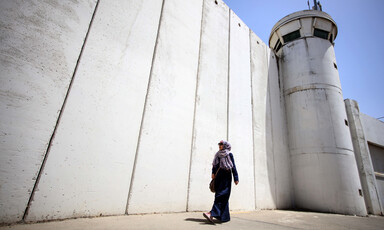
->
[269,2,367,215]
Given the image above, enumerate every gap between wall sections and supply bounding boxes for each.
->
[186,0,205,212]
[125,0,166,215]
[22,0,101,222]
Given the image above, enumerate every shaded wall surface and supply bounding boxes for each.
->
[345,99,383,215]
[361,113,384,212]
[0,0,292,223]
[368,144,384,210]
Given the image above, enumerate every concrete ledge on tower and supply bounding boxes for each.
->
[269,10,337,56]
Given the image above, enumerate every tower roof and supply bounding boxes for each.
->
[269,10,338,54]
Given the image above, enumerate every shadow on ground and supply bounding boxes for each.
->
[184,217,223,225]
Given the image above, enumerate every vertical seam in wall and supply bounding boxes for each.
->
[274,52,282,208]
[125,0,166,215]
[186,0,205,212]
[21,0,101,222]
[267,72,278,208]
[276,53,295,208]
[248,29,257,210]
[227,9,231,141]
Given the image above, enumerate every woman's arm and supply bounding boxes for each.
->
[212,164,219,179]
[229,153,239,184]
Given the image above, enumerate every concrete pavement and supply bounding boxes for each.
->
[1,210,383,230]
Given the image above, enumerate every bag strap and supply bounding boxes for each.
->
[214,167,220,177]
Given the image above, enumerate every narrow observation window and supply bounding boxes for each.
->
[282,30,301,43]
[314,28,329,40]
[358,189,363,196]
[274,39,282,52]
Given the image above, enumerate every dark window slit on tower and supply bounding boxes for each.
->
[282,30,301,43]
[274,39,282,52]
[314,28,329,40]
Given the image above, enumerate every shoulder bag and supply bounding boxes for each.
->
[209,168,220,193]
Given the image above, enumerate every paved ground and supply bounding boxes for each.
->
[1,210,383,230]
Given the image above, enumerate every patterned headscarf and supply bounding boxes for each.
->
[212,140,234,170]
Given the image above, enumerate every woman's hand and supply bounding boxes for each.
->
[234,181,239,185]
[211,174,215,179]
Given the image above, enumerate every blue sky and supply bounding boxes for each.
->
[223,0,384,119]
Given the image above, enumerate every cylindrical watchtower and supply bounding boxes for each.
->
[269,9,367,215]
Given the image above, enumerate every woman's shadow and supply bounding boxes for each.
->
[184,217,222,225]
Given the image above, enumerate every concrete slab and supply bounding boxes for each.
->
[250,32,273,210]
[187,0,229,212]
[0,0,97,223]
[361,113,384,147]
[228,10,255,211]
[25,0,163,221]
[126,0,203,214]
[266,50,293,209]
[2,210,383,230]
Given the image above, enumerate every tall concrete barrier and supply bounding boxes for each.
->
[227,11,255,211]
[187,0,229,212]
[266,51,293,209]
[0,0,312,224]
[25,0,163,221]
[0,0,97,223]
[250,32,275,209]
[127,0,203,214]
[260,49,293,210]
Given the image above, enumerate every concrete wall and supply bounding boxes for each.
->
[25,0,163,221]
[227,11,255,211]
[368,144,384,173]
[361,113,384,147]
[126,0,203,214]
[0,0,97,223]
[4,0,382,225]
[0,0,292,224]
[376,176,384,213]
[368,144,384,211]
[361,112,384,212]
[345,99,383,215]
[250,31,293,210]
[265,50,293,209]
[187,0,229,212]
[250,32,271,209]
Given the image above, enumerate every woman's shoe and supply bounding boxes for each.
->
[203,212,214,224]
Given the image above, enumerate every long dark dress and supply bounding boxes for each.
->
[210,153,238,222]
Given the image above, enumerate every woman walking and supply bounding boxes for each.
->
[203,140,239,223]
